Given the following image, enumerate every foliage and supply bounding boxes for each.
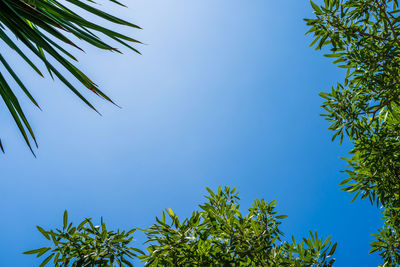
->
[25,187,337,266]
[140,186,337,266]
[23,210,141,267]
[0,0,140,154]
[305,0,400,264]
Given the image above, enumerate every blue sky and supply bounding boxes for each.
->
[0,0,382,266]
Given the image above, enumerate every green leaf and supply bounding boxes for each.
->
[310,1,322,14]
[37,226,50,240]
[328,243,337,256]
[121,258,133,267]
[23,247,51,255]
[39,253,54,267]
[63,210,68,230]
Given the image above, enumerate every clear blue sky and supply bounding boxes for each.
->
[1,0,382,266]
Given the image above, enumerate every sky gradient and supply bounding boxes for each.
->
[1,0,382,266]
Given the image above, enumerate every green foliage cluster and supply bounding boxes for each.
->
[0,0,140,153]
[141,186,336,267]
[24,211,141,267]
[25,187,337,266]
[305,0,400,264]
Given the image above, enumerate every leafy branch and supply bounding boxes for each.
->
[0,0,141,154]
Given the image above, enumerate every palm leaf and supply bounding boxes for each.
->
[0,0,140,154]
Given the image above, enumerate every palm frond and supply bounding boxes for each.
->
[0,0,140,154]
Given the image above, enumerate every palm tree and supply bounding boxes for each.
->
[0,0,140,154]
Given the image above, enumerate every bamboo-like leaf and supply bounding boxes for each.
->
[0,139,4,153]
[0,0,140,153]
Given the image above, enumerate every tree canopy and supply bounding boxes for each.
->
[25,187,337,266]
[0,0,140,154]
[24,211,140,266]
[306,0,400,264]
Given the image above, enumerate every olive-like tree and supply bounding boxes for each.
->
[0,0,140,154]
[24,210,141,266]
[140,186,337,266]
[25,187,337,266]
[306,0,400,264]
